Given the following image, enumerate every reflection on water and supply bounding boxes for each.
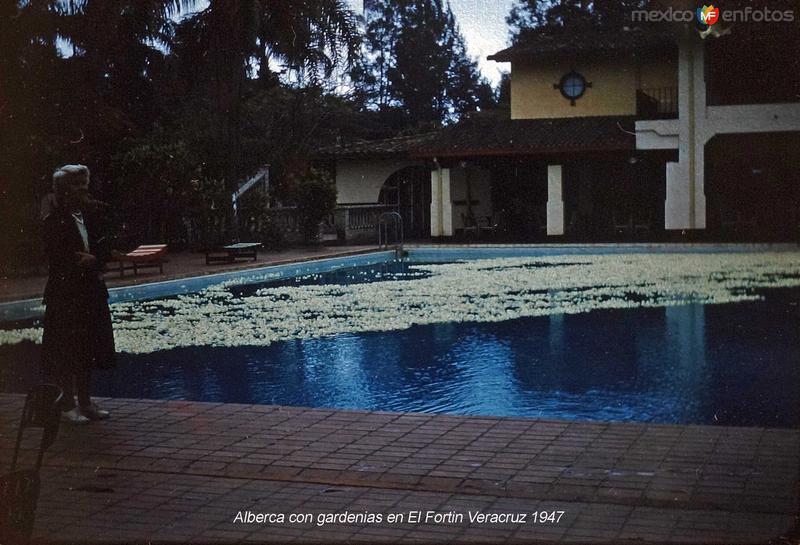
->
[1,289,798,427]
[664,305,708,423]
[230,261,433,296]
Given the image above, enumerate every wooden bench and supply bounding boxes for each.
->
[205,242,262,264]
[110,244,168,277]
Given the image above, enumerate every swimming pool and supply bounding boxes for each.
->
[1,246,799,427]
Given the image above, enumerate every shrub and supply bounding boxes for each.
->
[288,169,337,244]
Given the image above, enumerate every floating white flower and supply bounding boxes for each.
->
[2,252,799,354]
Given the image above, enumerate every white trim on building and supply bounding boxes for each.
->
[636,33,800,230]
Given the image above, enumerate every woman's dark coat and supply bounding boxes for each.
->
[41,206,115,376]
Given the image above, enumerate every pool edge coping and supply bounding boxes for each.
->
[2,242,799,321]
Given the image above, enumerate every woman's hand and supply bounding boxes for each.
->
[76,251,98,269]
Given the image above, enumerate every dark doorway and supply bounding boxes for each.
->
[490,160,548,240]
[706,132,800,240]
[568,155,666,240]
[378,166,431,240]
[489,156,666,242]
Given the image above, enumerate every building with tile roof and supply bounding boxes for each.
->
[322,22,800,243]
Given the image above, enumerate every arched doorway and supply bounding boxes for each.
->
[378,166,431,239]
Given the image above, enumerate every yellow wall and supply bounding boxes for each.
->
[510,55,677,119]
[639,58,678,91]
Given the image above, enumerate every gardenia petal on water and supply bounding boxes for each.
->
[1,253,799,354]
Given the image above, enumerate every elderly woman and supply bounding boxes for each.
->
[41,164,115,424]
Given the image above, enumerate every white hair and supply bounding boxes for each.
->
[52,164,90,198]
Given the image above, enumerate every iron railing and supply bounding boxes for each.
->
[338,204,396,231]
[377,211,404,260]
[636,87,678,118]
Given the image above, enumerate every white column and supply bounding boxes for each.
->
[430,167,453,237]
[692,142,707,229]
[546,164,564,236]
[666,36,707,230]
[665,161,689,229]
[430,168,441,237]
[441,168,453,236]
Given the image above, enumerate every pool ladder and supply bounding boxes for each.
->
[378,211,404,261]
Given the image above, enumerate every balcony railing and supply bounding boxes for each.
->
[254,204,400,243]
[636,87,678,119]
[336,204,396,231]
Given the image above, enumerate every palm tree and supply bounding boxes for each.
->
[258,0,360,81]
[174,0,360,184]
[3,0,360,242]
[52,0,195,129]
[1,0,195,269]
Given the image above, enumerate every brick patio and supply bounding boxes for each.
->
[1,394,797,543]
[0,245,378,303]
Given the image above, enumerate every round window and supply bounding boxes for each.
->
[559,71,587,101]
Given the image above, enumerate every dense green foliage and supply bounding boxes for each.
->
[0,0,361,271]
[506,0,648,41]
[0,0,504,272]
[352,0,495,127]
[288,169,338,243]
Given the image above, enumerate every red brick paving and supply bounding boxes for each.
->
[0,394,797,544]
[0,246,379,303]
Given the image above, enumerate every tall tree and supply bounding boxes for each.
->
[355,0,494,126]
[1,0,362,267]
[507,0,648,43]
[170,0,359,183]
[1,1,59,271]
[1,0,189,270]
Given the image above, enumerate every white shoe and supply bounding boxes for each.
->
[61,407,90,425]
[80,403,110,421]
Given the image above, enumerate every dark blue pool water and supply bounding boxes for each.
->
[2,282,799,427]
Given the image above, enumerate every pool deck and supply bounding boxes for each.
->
[3,243,800,543]
[4,242,797,303]
[0,245,380,303]
[1,394,797,544]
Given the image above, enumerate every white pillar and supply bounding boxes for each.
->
[546,164,564,236]
[430,167,453,237]
[666,36,707,230]
[665,161,689,229]
[692,142,707,229]
[430,168,441,237]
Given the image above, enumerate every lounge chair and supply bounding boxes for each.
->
[110,244,168,277]
[567,212,580,235]
[719,208,757,234]
[205,242,262,264]
[477,216,498,238]
[612,211,633,236]
[719,207,738,232]
[461,213,479,239]
[633,212,652,237]
[534,206,548,235]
